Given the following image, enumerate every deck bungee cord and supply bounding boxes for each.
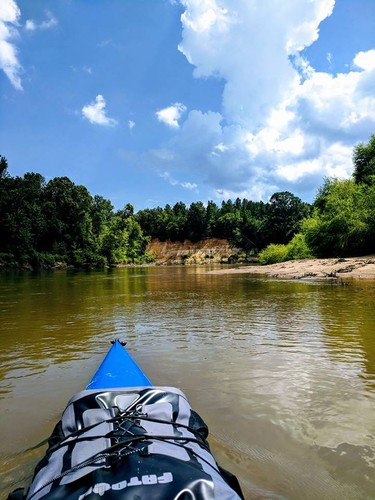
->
[9,340,244,499]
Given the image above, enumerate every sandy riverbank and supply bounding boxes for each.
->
[209,256,375,280]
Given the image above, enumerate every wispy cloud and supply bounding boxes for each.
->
[181,181,198,190]
[25,11,57,31]
[70,65,93,75]
[160,171,198,191]
[0,0,22,90]
[82,95,118,126]
[156,102,187,128]
[128,120,136,130]
[98,39,112,48]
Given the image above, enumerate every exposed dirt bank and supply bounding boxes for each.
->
[147,238,242,265]
[0,239,243,271]
[208,256,375,280]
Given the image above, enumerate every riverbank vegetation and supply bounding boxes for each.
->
[135,191,311,252]
[0,156,311,269]
[1,134,374,270]
[259,134,375,264]
[0,157,151,269]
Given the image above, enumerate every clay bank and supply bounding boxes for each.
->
[147,238,243,265]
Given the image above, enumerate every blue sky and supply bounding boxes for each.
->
[1,0,374,210]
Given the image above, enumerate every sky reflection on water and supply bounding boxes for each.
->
[0,267,374,499]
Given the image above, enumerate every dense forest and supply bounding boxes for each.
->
[0,134,374,269]
[0,156,150,269]
[135,192,310,251]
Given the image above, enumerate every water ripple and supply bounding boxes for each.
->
[0,268,374,499]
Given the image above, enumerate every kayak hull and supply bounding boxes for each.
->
[86,339,152,389]
[10,339,244,499]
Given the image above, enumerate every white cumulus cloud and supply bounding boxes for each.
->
[149,0,375,202]
[156,102,187,128]
[0,0,22,90]
[82,95,118,127]
[353,50,375,71]
[179,0,335,128]
[25,11,57,31]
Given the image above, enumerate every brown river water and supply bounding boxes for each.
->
[0,266,374,499]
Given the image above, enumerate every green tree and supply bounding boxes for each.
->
[302,178,371,257]
[216,211,242,242]
[167,202,188,241]
[0,171,46,259]
[220,199,234,215]
[265,191,311,245]
[91,195,114,239]
[119,203,134,218]
[186,202,207,241]
[0,155,9,178]
[353,134,375,186]
[135,208,162,239]
[102,208,150,264]
[240,212,264,252]
[41,177,94,258]
[205,200,218,237]
[0,157,152,268]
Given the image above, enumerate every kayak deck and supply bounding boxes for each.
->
[8,340,244,499]
[86,339,152,389]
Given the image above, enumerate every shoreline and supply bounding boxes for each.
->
[208,256,375,280]
[3,255,375,280]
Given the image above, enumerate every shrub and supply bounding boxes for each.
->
[34,252,63,268]
[0,253,16,264]
[286,233,314,260]
[258,244,288,265]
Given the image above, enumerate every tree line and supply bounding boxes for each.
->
[0,157,150,268]
[0,134,374,269]
[135,193,311,253]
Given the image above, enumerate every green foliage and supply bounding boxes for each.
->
[265,191,311,244]
[302,178,372,257]
[0,160,151,269]
[258,234,314,265]
[353,134,375,186]
[35,253,67,268]
[0,253,16,267]
[42,177,95,256]
[101,209,150,265]
[216,211,242,241]
[0,155,9,178]
[258,244,289,265]
[286,233,314,260]
[186,202,207,241]
[0,171,46,258]
[136,194,311,254]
